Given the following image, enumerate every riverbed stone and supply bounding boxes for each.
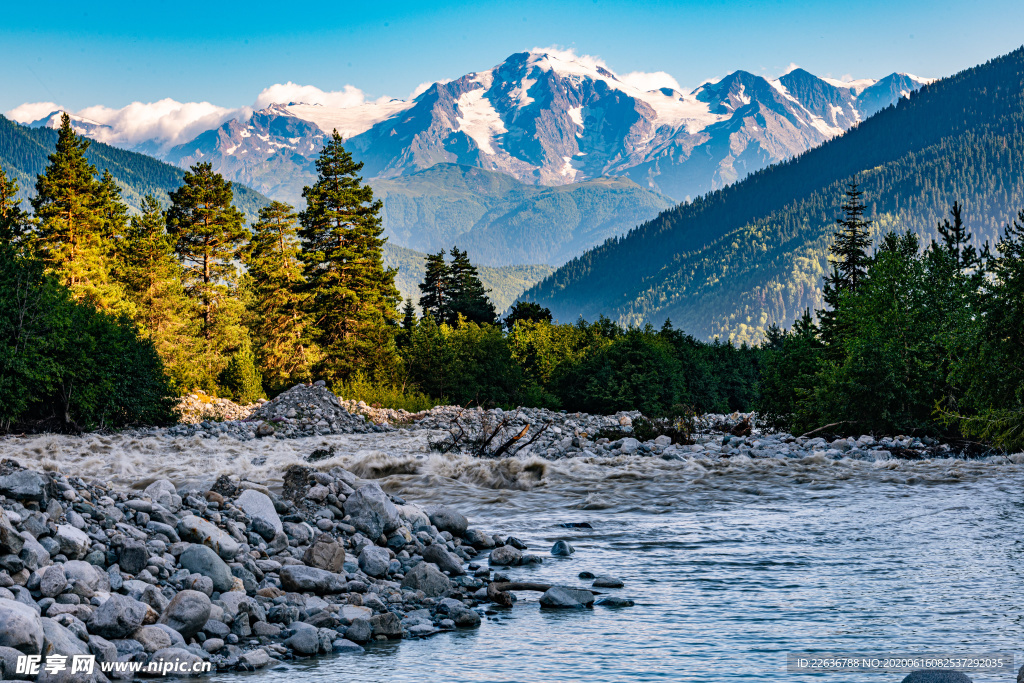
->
[0,471,47,502]
[284,625,320,655]
[596,596,635,607]
[146,647,204,676]
[620,438,639,454]
[489,545,522,566]
[303,535,345,572]
[90,594,149,639]
[279,565,347,594]
[539,586,595,609]
[236,489,282,536]
[0,597,45,654]
[132,625,172,653]
[176,515,239,561]
[427,505,468,535]
[343,483,401,539]
[551,540,575,556]
[370,612,403,639]
[116,540,149,575]
[400,561,451,597]
[157,590,211,640]
[55,525,90,560]
[358,545,390,577]
[343,618,372,643]
[178,544,234,593]
[143,480,177,509]
[0,510,24,556]
[592,576,624,588]
[39,565,67,598]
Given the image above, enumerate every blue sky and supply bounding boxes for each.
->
[4,0,1023,113]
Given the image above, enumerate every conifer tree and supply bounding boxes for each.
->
[0,168,28,244]
[401,298,416,330]
[30,113,124,310]
[219,337,265,404]
[418,249,450,324]
[299,131,401,384]
[243,201,312,390]
[447,247,496,325]
[166,162,248,389]
[820,182,873,350]
[117,195,197,389]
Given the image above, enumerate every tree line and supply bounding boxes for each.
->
[758,183,1024,450]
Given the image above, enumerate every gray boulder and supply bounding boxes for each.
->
[63,561,110,594]
[551,540,575,556]
[358,545,391,578]
[0,509,24,555]
[302,534,345,572]
[0,470,47,502]
[131,625,172,653]
[370,612,402,639]
[142,480,177,509]
[176,515,239,560]
[284,625,319,656]
[0,645,32,680]
[236,490,282,536]
[279,566,348,594]
[116,540,149,575]
[89,595,149,639]
[39,565,67,598]
[40,617,89,656]
[620,437,639,454]
[539,586,595,609]
[400,562,452,598]
[426,505,468,535]
[18,532,50,570]
[422,544,464,576]
[178,544,234,593]
[237,648,274,670]
[157,590,211,640]
[592,576,624,588]
[55,525,91,560]
[900,673,973,683]
[489,545,522,566]
[343,483,401,539]
[0,598,45,654]
[343,618,372,643]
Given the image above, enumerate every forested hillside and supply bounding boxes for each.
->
[524,46,1024,344]
[0,115,271,221]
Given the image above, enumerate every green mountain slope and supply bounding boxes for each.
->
[0,115,270,222]
[383,243,553,314]
[370,164,674,267]
[524,46,1024,345]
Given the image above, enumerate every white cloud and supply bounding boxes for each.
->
[779,62,801,76]
[254,82,368,110]
[6,101,63,124]
[620,70,683,93]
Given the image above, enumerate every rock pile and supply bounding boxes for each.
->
[0,458,613,680]
[175,394,261,425]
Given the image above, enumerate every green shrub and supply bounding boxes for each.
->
[335,372,439,413]
[219,338,266,404]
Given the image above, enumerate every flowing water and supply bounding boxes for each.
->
[3,431,1022,682]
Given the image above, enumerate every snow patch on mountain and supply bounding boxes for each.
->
[456,89,507,155]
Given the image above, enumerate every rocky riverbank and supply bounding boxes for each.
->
[0,457,622,680]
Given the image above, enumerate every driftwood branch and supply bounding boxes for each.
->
[799,421,854,438]
[490,424,530,459]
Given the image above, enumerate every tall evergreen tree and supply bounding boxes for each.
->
[418,249,450,325]
[820,182,873,350]
[117,195,197,390]
[166,162,248,389]
[401,298,416,330]
[299,131,401,384]
[243,201,313,390]
[30,113,124,310]
[448,246,496,325]
[0,168,28,244]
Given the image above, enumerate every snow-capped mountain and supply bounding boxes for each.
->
[23,50,931,205]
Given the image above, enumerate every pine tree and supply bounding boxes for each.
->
[243,201,312,390]
[166,162,248,390]
[299,132,401,384]
[117,195,197,390]
[447,247,496,325]
[418,249,450,324]
[30,113,124,310]
[503,301,553,330]
[0,168,28,244]
[820,182,873,350]
[829,182,873,291]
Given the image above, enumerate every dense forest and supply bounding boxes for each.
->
[524,45,1024,345]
